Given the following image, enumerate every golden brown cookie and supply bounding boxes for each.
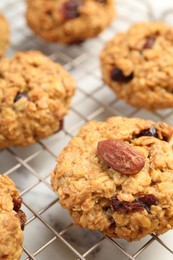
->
[0,51,75,149]
[100,22,173,110]
[26,0,115,44]
[51,116,173,241]
[0,174,26,260]
[0,14,9,58]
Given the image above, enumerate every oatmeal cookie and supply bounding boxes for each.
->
[0,51,75,149]
[100,22,173,110]
[0,14,9,58]
[51,116,173,241]
[0,174,26,260]
[26,0,115,44]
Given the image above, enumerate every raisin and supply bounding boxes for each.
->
[59,119,64,130]
[53,119,64,134]
[143,36,156,49]
[106,208,116,223]
[13,196,23,211]
[97,0,107,3]
[16,210,26,230]
[137,126,158,138]
[136,194,158,212]
[111,195,144,213]
[111,68,134,83]
[61,0,82,20]
[13,196,26,230]
[111,194,158,214]
[1,254,9,258]
[13,92,26,103]
[68,39,84,45]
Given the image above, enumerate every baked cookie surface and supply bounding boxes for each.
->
[0,51,75,149]
[26,0,115,44]
[100,22,173,110]
[0,14,9,58]
[51,116,173,241]
[0,175,26,260]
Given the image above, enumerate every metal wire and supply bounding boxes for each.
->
[0,0,173,259]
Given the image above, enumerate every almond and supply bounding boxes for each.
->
[97,139,145,175]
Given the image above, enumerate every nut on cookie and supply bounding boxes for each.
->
[100,22,173,110]
[0,174,26,260]
[51,116,173,241]
[0,51,76,149]
[26,0,115,44]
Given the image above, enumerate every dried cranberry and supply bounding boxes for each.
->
[111,68,134,83]
[13,196,23,212]
[61,0,82,20]
[143,36,156,49]
[137,126,158,138]
[16,210,26,230]
[136,194,158,212]
[111,195,144,213]
[14,92,26,103]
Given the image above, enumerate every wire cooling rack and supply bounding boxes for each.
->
[0,0,173,259]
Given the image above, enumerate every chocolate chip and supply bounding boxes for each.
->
[61,0,82,20]
[13,196,23,212]
[16,210,26,230]
[13,92,26,103]
[111,68,134,83]
[137,126,158,138]
[143,36,156,49]
[111,194,158,214]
